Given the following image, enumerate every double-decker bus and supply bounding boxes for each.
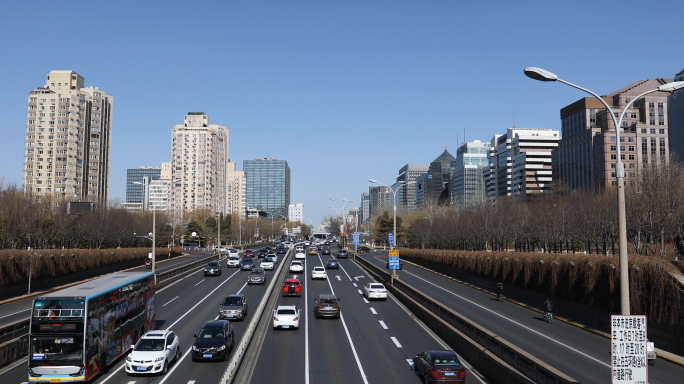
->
[28,271,155,382]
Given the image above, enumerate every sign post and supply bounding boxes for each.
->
[611,315,648,384]
[388,249,400,285]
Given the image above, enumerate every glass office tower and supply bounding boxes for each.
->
[243,157,290,220]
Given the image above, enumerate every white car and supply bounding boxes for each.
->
[227,248,239,257]
[260,257,275,270]
[295,245,305,252]
[311,266,327,280]
[126,330,181,375]
[289,261,304,272]
[295,251,306,259]
[363,283,388,300]
[226,256,240,267]
[273,305,300,329]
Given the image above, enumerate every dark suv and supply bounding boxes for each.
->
[204,261,222,276]
[218,294,248,320]
[191,320,235,361]
[314,294,341,318]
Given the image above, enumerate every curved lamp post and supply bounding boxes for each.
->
[524,67,684,315]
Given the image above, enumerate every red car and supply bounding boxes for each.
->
[243,250,255,258]
[413,350,466,383]
[282,278,302,297]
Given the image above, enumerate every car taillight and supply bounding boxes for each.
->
[274,317,279,321]
[317,305,324,309]
[458,369,466,377]
[293,316,299,321]
[430,370,441,378]
[334,305,340,309]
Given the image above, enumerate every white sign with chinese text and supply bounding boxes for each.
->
[611,315,647,384]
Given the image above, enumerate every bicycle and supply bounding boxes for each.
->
[543,311,553,323]
[497,292,504,302]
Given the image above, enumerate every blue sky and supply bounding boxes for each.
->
[1,1,682,225]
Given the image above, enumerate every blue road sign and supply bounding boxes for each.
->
[389,256,400,270]
[388,233,394,246]
[353,232,360,245]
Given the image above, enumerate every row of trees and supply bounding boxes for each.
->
[0,181,310,250]
[377,160,684,259]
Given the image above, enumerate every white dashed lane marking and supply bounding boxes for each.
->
[379,320,388,329]
[391,337,402,348]
[370,307,377,315]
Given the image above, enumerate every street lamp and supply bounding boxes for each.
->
[331,198,354,249]
[524,67,684,315]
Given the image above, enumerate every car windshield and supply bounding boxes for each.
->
[222,297,242,306]
[250,270,264,275]
[198,328,225,339]
[30,336,83,363]
[432,356,459,365]
[264,258,273,262]
[229,256,239,260]
[242,259,254,264]
[207,262,219,267]
[277,309,296,315]
[319,298,337,305]
[135,338,165,351]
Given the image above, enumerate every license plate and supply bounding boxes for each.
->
[227,315,234,317]
[136,366,147,371]
[50,380,61,383]
[203,354,212,358]
[444,372,455,376]
[282,325,290,328]
[325,306,332,309]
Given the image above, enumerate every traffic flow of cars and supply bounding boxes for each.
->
[126,330,181,376]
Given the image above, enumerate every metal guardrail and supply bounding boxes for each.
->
[0,254,221,370]
[354,254,579,384]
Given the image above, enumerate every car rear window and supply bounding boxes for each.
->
[222,297,241,306]
[370,284,384,289]
[432,356,459,365]
[277,309,296,315]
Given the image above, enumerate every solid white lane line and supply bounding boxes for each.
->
[324,268,369,384]
[337,263,353,281]
[404,270,610,368]
[379,321,388,330]
[305,260,310,384]
[391,337,402,348]
[194,279,204,286]
[162,296,179,306]
[0,308,30,319]
[370,307,377,315]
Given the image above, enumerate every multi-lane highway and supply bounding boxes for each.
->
[1,245,484,384]
[358,251,684,384]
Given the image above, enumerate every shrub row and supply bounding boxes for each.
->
[400,249,682,326]
[0,248,150,287]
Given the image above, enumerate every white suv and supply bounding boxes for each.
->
[126,330,181,375]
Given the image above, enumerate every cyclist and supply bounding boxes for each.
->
[495,282,504,300]
[542,298,553,318]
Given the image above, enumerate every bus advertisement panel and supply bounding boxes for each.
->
[28,271,155,382]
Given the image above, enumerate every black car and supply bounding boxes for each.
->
[191,320,235,361]
[240,258,255,270]
[326,259,339,269]
[321,247,332,255]
[357,246,371,253]
[257,248,269,258]
[277,247,287,254]
[337,250,348,258]
[204,261,222,276]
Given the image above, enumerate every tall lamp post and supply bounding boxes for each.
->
[368,179,415,250]
[331,198,353,248]
[524,67,684,315]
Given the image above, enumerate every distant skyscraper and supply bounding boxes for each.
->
[668,69,684,162]
[360,192,370,224]
[23,70,113,205]
[170,113,229,216]
[416,150,455,208]
[485,128,559,198]
[368,185,391,219]
[450,141,489,208]
[126,166,161,209]
[243,157,291,220]
[396,163,429,213]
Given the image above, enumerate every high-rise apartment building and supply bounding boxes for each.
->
[226,161,246,218]
[243,157,291,220]
[359,192,370,224]
[450,140,489,208]
[396,163,429,213]
[23,70,113,205]
[485,128,559,198]
[170,113,229,216]
[554,78,673,190]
